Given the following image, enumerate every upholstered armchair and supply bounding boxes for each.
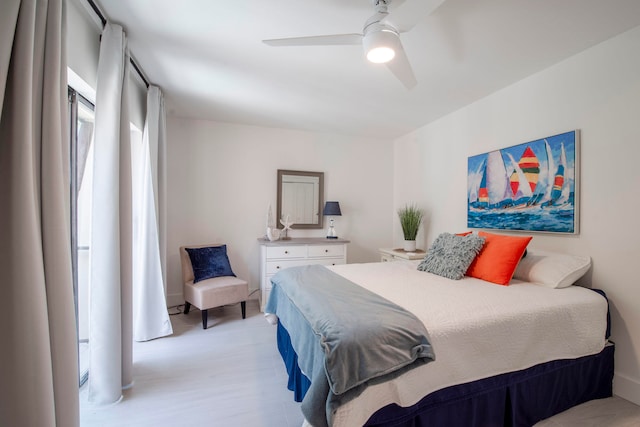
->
[179,244,249,329]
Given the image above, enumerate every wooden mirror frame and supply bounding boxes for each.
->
[276,170,324,229]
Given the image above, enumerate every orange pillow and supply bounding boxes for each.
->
[465,231,532,285]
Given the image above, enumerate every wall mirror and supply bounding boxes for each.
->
[277,170,324,229]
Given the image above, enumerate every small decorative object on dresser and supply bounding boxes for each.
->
[266,203,275,229]
[266,227,280,241]
[397,203,424,251]
[279,215,294,240]
[258,237,350,311]
[379,248,426,262]
[265,203,279,241]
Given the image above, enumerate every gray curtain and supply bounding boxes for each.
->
[133,85,173,341]
[0,0,79,426]
[88,22,133,404]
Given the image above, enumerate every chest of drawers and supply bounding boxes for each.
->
[258,238,349,312]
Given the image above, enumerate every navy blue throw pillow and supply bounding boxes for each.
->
[185,245,236,283]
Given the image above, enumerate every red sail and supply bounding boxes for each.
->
[518,146,540,192]
[509,170,519,196]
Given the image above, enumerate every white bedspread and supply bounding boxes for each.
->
[314,261,608,427]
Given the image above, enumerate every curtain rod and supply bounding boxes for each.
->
[86,0,150,88]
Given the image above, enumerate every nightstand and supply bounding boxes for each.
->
[379,248,426,262]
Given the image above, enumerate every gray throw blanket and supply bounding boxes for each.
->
[265,265,435,427]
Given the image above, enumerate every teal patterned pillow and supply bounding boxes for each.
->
[417,233,485,280]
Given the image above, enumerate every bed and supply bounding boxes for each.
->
[265,255,613,427]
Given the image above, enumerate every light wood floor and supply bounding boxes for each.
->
[80,298,640,427]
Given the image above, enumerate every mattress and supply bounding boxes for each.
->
[306,260,609,427]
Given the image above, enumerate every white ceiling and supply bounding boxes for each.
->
[97,0,640,139]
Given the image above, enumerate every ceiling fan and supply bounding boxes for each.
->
[262,0,445,90]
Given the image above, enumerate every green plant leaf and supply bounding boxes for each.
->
[397,203,424,240]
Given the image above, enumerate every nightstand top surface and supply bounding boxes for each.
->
[379,248,426,260]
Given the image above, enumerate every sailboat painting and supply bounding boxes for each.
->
[467,130,579,234]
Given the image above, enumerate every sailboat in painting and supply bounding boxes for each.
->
[475,151,510,208]
[467,131,577,233]
[526,139,555,207]
[550,143,571,207]
[507,152,540,206]
[517,146,540,194]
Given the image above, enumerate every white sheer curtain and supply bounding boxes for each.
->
[133,85,173,341]
[0,0,79,425]
[88,22,133,404]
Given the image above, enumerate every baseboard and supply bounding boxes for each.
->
[614,372,640,405]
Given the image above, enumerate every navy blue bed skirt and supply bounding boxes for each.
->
[276,321,614,427]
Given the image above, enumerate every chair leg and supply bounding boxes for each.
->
[201,309,208,329]
[241,301,246,319]
[184,301,191,314]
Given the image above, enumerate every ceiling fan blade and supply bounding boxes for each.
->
[385,0,447,32]
[263,34,362,47]
[386,44,417,89]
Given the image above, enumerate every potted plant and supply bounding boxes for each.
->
[398,203,424,252]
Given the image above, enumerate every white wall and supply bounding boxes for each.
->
[166,118,394,305]
[394,26,640,404]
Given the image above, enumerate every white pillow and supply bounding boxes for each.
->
[513,250,591,288]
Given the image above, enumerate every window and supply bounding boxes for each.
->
[69,86,95,386]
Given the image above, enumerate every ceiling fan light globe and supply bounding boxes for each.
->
[367,47,395,63]
[363,28,400,64]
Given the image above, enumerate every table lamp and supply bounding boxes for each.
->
[323,201,342,239]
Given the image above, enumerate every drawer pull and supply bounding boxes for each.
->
[284,250,288,254]
[276,266,280,269]
[325,249,328,253]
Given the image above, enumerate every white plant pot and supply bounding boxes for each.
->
[403,240,416,252]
